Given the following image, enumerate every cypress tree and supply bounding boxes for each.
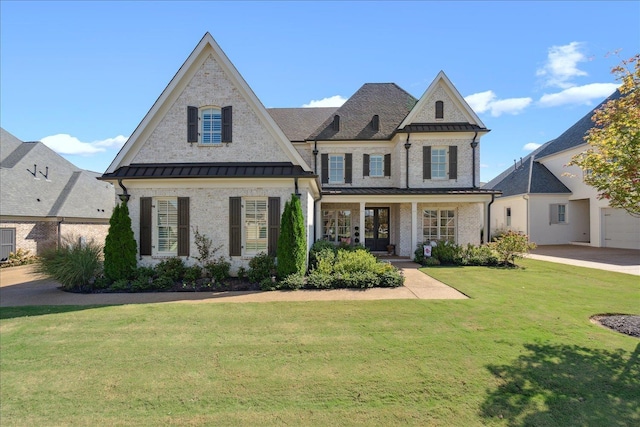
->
[276,194,307,277]
[104,201,138,282]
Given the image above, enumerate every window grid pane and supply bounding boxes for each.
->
[157,199,178,253]
[245,199,268,254]
[558,205,566,223]
[329,155,344,183]
[370,155,383,177]
[201,108,222,144]
[323,210,351,243]
[422,209,456,243]
[432,148,446,179]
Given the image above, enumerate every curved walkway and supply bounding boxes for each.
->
[0,262,467,307]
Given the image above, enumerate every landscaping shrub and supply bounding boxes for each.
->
[35,236,103,291]
[460,244,498,266]
[0,248,38,268]
[153,275,175,290]
[155,258,185,282]
[306,271,333,289]
[423,257,441,267]
[431,241,462,265]
[379,270,404,287]
[192,227,222,266]
[333,249,379,274]
[248,252,276,283]
[308,240,337,270]
[491,230,537,267]
[183,265,203,283]
[103,202,137,282]
[276,272,306,290]
[110,278,130,292]
[204,258,230,282]
[277,195,307,277]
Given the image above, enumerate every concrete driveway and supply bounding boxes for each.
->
[529,245,640,276]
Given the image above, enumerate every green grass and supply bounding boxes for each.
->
[1,259,638,426]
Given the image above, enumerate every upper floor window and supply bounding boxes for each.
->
[321,153,352,184]
[435,101,444,120]
[423,146,458,180]
[187,105,232,144]
[363,153,391,178]
[329,155,345,184]
[369,155,384,177]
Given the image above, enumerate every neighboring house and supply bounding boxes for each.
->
[0,128,116,261]
[100,33,499,272]
[484,91,640,250]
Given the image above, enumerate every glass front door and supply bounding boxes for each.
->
[364,208,390,251]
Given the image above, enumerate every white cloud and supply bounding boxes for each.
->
[538,83,618,107]
[523,142,542,151]
[536,42,588,89]
[465,90,532,117]
[41,134,127,156]
[302,95,347,108]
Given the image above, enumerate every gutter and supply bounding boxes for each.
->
[486,194,495,243]
[471,131,478,188]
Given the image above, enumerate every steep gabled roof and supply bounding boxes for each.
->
[106,33,311,173]
[399,71,487,130]
[309,83,417,140]
[267,107,337,142]
[0,128,114,219]
[536,90,620,159]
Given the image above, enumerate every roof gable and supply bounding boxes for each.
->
[400,71,486,129]
[106,33,311,173]
[309,83,417,140]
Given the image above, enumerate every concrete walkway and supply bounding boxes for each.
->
[0,262,467,307]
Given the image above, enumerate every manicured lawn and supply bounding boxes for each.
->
[1,259,638,426]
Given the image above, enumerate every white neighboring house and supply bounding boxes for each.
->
[0,128,116,261]
[484,91,640,250]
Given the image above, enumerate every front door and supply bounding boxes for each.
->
[364,208,390,251]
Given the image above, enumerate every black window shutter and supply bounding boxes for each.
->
[140,197,152,256]
[177,197,190,256]
[345,153,352,183]
[384,154,391,177]
[187,106,198,142]
[321,154,329,184]
[423,146,432,180]
[268,197,280,257]
[363,154,370,177]
[449,146,458,179]
[435,101,444,119]
[222,106,232,142]
[229,197,241,256]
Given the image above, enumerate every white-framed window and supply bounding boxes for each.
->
[329,154,345,184]
[322,210,351,244]
[200,107,222,144]
[244,198,268,255]
[431,147,447,179]
[506,207,512,227]
[369,155,384,177]
[422,209,456,243]
[550,203,567,224]
[156,198,179,255]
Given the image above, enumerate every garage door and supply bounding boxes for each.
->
[602,208,640,249]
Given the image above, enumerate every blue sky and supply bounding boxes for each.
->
[1,1,638,182]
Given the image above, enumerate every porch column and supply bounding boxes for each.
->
[411,202,418,256]
[359,201,366,246]
[315,200,322,241]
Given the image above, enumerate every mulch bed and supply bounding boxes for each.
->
[591,314,640,338]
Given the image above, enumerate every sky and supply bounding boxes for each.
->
[1,1,638,182]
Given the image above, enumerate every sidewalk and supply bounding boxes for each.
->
[0,262,467,307]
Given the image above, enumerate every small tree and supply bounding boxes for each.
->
[569,53,640,216]
[103,202,137,282]
[491,231,536,267]
[276,194,307,277]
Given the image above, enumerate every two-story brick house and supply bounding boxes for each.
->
[101,33,499,271]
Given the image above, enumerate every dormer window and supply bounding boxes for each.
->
[435,101,444,120]
[187,105,232,143]
[371,115,379,131]
[332,115,340,131]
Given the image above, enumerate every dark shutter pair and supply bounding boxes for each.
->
[140,197,190,256]
[229,197,281,257]
[187,106,232,142]
[422,146,457,180]
[363,154,391,177]
[321,153,352,184]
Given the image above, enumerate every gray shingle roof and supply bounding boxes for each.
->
[484,155,570,197]
[0,128,115,219]
[102,162,316,179]
[309,83,418,140]
[267,107,337,142]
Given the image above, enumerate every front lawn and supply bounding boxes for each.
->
[0,259,638,426]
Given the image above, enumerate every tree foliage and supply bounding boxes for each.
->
[104,202,138,282]
[276,194,307,277]
[569,54,640,215]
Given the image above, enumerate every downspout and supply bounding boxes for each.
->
[486,194,495,243]
[312,140,319,174]
[404,133,411,188]
[312,140,321,242]
[470,131,478,188]
[117,179,130,203]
